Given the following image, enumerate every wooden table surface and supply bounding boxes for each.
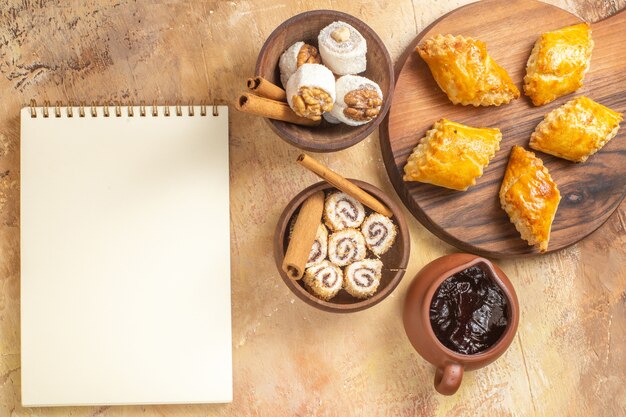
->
[0,1,624,416]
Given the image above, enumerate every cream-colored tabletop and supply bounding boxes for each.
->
[0,1,624,416]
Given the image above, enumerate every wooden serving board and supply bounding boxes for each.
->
[380,0,626,257]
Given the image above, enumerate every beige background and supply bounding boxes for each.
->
[0,1,624,416]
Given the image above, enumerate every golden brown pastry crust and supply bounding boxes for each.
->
[524,23,594,106]
[530,96,623,162]
[403,119,501,191]
[499,146,561,252]
[416,34,520,106]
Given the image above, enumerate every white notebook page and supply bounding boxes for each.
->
[20,106,232,406]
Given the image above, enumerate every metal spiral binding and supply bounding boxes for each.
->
[28,100,220,117]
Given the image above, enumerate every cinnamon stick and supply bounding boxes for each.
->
[247,76,287,102]
[235,93,319,127]
[297,154,394,218]
[282,191,325,280]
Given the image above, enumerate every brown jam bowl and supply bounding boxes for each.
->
[403,253,519,395]
[274,180,410,313]
[256,10,394,153]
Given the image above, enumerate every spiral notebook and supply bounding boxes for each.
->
[20,103,232,406]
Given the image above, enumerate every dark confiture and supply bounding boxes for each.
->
[429,265,508,355]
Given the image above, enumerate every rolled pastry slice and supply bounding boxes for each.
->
[278,41,322,88]
[286,63,336,121]
[328,228,366,267]
[530,96,622,162]
[306,224,329,268]
[361,213,397,256]
[344,259,383,299]
[417,34,520,106]
[318,21,367,75]
[324,192,366,231]
[524,23,593,106]
[499,146,561,252]
[329,75,383,126]
[303,260,343,301]
[403,119,502,191]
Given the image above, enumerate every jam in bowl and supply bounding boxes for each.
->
[403,253,519,395]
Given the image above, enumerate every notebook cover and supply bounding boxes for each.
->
[20,105,232,406]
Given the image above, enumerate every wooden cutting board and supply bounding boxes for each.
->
[380,0,626,258]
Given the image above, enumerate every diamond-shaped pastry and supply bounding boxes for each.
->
[499,146,561,252]
[403,119,501,191]
[416,34,520,106]
[524,23,594,106]
[530,96,623,162]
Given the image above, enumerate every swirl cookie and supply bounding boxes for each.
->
[306,224,329,268]
[328,228,366,267]
[344,259,383,299]
[324,192,366,231]
[303,260,343,300]
[361,213,397,256]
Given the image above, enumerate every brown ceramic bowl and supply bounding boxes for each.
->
[274,180,409,313]
[255,10,394,152]
[403,254,519,395]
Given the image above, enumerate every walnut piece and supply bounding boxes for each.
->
[297,44,321,67]
[292,87,334,121]
[331,27,350,43]
[343,88,383,122]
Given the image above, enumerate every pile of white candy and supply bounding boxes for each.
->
[279,21,383,126]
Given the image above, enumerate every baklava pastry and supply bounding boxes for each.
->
[403,119,502,191]
[524,23,593,106]
[499,146,561,252]
[344,259,383,299]
[416,34,520,106]
[530,96,623,162]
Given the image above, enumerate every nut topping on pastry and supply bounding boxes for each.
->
[343,88,382,122]
[296,44,321,67]
[286,64,336,121]
[292,87,334,121]
[331,26,350,43]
